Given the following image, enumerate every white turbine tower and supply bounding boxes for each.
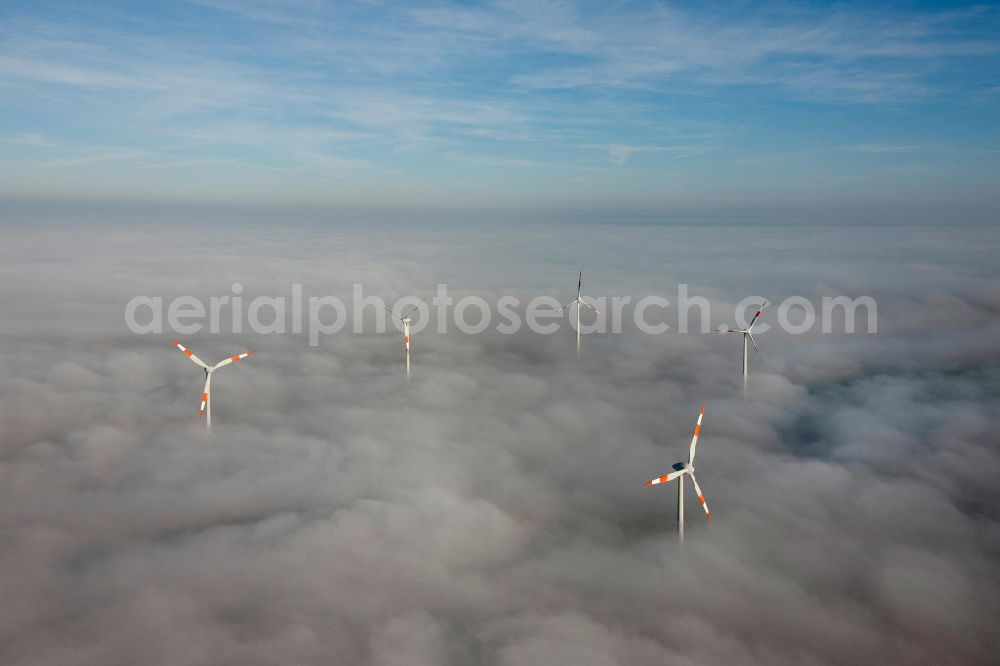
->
[385,301,426,378]
[561,270,601,354]
[644,404,712,543]
[718,300,767,394]
[172,340,253,429]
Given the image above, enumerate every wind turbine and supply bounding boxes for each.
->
[385,300,426,378]
[561,270,601,354]
[171,340,253,429]
[644,404,712,543]
[718,300,767,394]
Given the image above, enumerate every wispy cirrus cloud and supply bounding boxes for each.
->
[852,144,921,154]
[5,132,57,148]
[0,1,997,212]
[413,1,1000,100]
[599,143,712,165]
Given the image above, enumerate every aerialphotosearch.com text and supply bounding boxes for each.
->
[125,283,878,346]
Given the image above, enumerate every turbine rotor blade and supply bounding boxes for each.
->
[689,472,712,521]
[561,299,578,311]
[212,350,254,370]
[172,340,210,370]
[644,465,686,487]
[400,296,431,320]
[747,331,760,355]
[689,404,704,464]
[581,300,600,315]
[748,300,767,330]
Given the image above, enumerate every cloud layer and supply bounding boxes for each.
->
[1,220,999,664]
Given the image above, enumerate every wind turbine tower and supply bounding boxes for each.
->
[644,405,712,542]
[561,270,601,355]
[171,340,253,429]
[718,300,767,394]
[385,300,426,378]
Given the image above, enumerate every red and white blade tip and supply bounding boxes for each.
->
[698,495,712,521]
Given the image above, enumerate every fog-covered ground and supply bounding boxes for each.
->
[1,219,998,665]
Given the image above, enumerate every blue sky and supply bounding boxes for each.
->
[1,0,998,220]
